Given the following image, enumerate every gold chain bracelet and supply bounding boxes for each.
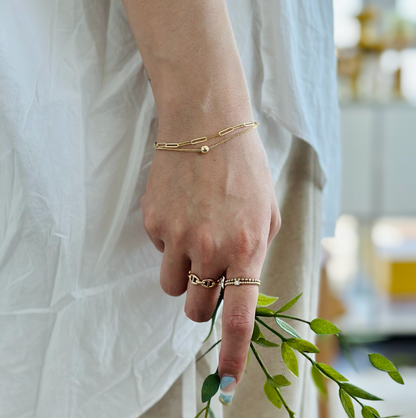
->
[153,121,258,154]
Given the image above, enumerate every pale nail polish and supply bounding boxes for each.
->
[219,375,236,405]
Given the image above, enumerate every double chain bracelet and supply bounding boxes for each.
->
[154,121,258,154]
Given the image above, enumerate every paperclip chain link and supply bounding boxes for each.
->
[154,121,258,153]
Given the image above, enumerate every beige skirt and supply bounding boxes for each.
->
[141,126,325,418]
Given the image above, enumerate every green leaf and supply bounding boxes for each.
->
[368,353,397,373]
[251,321,262,342]
[388,370,404,385]
[281,342,299,377]
[264,381,282,409]
[310,318,341,335]
[277,293,303,313]
[208,408,215,418]
[286,338,320,354]
[272,374,291,387]
[341,383,383,401]
[257,293,279,307]
[266,377,280,389]
[266,376,290,395]
[254,338,280,348]
[339,389,355,418]
[316,363,348,382]
[255,307,276,317]
[275,317,301,338]
[362,406,378,418]
[367,406,380,417]
[312,365,327,396]
[201,373,220,403]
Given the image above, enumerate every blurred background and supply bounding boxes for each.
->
[318,0,416,417]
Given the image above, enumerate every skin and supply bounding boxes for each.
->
[122,0,280,390]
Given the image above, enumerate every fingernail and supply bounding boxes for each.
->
[219,375,236,405]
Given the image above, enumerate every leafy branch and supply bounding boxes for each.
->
[195,292,404,418]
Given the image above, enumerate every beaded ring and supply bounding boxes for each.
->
[224,278,261,287]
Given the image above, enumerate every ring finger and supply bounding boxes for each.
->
[184,259,225,323]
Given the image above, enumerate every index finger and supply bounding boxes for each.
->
[218,264,261,405]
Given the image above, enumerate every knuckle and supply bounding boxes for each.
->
[164,217,189,249]
[199,240,217,260]
[155,242,165,253]
[143,210,160,236]
[191,224,217,259]
[185,307,211,323]
[224,310,253,336]
[233,229,264,259]
[169,218,188,241]
[160,281,186,297]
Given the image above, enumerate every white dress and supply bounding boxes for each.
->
[0,1,339,417]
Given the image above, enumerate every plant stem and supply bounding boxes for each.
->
[250,342,295,417]
[203,289,224,343]
[250,342,271,378]
[195,406,207,418]
[196,339,222,362]
[204,400,211,418]
[347,393,364,408]
[256,317,287,342]
[275,314,311,325]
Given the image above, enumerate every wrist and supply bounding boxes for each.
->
[154,74,254,140]
[143,41,252,133]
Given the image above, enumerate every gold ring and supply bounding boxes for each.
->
[188,271,225,289]
[224,277,261,287]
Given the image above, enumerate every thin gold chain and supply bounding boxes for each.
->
[153,121,258,154]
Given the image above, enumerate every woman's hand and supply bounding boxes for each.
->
[122,0,280,401]
[141,125,280,400]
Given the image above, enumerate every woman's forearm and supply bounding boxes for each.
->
[122,0,253,133]
[123,1,280,399]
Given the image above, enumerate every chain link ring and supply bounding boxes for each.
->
[188,271,225,289]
